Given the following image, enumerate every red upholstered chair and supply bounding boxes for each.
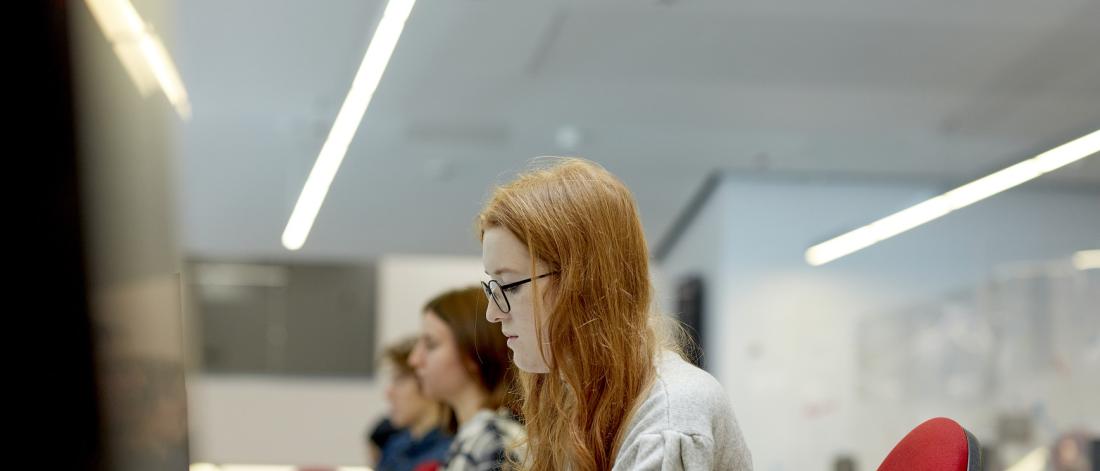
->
[878,417,982,471]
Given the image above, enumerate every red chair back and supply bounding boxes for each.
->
[878,417,981,471]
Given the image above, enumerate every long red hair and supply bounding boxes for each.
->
[478,157,659,471]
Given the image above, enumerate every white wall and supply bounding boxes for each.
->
[659,177,1100,471]
[188,255,484,466]
[375,255,488,349]
[187,375,380,466]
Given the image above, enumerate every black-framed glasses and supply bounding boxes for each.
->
[482,272,556,314]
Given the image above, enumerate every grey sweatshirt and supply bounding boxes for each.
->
[612,351,753,470]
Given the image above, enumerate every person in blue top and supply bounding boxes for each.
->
[372,337,455,471]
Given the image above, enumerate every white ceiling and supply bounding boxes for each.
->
[172,0,1100,260]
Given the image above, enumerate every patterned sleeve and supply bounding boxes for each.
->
[444,414,524,471]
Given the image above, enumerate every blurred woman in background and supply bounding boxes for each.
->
[409,286,524,471]
[370,337,454,471]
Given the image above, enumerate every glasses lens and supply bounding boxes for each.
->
[488,281,509,313]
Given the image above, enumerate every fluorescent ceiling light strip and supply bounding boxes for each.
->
[113,42,157,95]
[85,0,136,37]
[138,34,191,119]
[281,0,417,250]
[806,129,1100,266]
[1073,249,1100,271]
[84,0,191,119]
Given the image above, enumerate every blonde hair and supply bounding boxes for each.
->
[478,157,661,471]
